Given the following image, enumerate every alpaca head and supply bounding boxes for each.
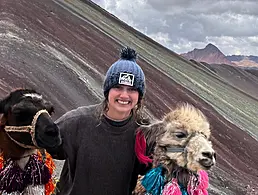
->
[143,103,216,173]
[0,88,61,153]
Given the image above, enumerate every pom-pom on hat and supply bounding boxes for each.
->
[103,47,145,98]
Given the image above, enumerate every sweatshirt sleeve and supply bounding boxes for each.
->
[47,110,79,160]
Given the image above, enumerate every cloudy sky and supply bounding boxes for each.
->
[93,0,258,56]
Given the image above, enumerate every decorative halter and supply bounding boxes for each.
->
[4,109,50,149]
[166,132,207,155]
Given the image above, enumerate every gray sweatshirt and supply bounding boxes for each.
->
[47,104,150,195]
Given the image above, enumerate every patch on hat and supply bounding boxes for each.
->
[119,73,135,86]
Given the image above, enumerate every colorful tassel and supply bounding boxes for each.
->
[37,150,56,195]
[162,179,182,195]
[0,150,56,195]
[0,159,25,193]
[135,130,152,165]
[188,170,208,195]
[24,154,51,185]
[179,183,188,195]
[141,166,165,195]
[0,153,3,168]
[162,171,209,195]
[197,170,208,189]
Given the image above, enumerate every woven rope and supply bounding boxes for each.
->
[4,126,32,133]
[4,110,50,149]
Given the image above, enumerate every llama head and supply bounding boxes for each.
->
[142,103,216,173]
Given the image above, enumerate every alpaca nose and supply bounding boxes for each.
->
[45,124,59,137]
[202,151,215,159]
[199,151,216,169]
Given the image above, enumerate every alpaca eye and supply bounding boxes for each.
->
[174,132,187,139]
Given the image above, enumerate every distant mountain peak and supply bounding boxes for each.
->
[205,43,219,51]
[206,43,216,48]
[181,43,233,65]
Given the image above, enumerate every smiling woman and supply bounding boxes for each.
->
[107,85,139,120]
[47,47,153,195]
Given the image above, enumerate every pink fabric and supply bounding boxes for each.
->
[162,170,209,195]
[162,179,182,195]
[135,130,152,165]
[190,170,208,195]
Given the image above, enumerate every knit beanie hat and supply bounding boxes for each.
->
[103,47,145,98]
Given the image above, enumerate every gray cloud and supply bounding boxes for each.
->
[93,0,258,55]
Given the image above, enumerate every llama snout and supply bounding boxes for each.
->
[199,151,216,169]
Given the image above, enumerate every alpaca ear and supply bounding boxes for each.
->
[0,97,9,114]
[0,99,4,113]
[44,101,55,115]
[140,121,165,145]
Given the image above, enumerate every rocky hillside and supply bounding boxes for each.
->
[227,55,258,63]
[1,0,258,194]
[227,55,258,67]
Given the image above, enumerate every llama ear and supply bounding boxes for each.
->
[0,100,4,114]
[0,97,9,114]
[140,121,165,145]
[44,101,55,115]
[0,99,4,113]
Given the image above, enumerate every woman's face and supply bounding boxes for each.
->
[107,85,139,120]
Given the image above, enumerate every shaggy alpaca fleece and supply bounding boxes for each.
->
[162,170,208,195]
